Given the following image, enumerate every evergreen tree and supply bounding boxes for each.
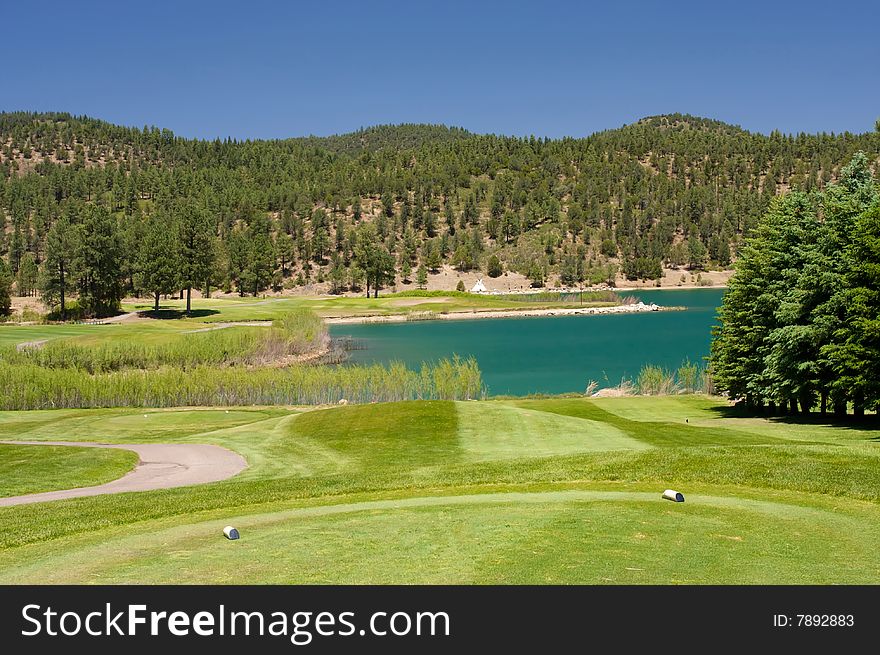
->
[354,223,395,298]
[74,204,123,317]
[16,252,38,296]
[687,234,706,270]
[328,254,347,294]
[833,202,880,412]
[711,153,879,418]
[275,231,294,276]
[816,153,879,416]
[242,214,276,296]
[400,257,412,283]
[0,258,12,316]
[118,214,145,295]
[487,254,503,278]
[40,215,77,319]
[225,229,250,296]
[176,200,216,314]
[140,211,181,312]
[416,263,428,289]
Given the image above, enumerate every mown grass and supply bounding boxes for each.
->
[0,444,137,497]
[0,396,878,585]
[121,293,624,323]
[9,489,879,585]
[0,324,104,347]
[512,397,791,447]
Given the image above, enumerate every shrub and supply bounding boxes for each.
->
[487,255,503,278]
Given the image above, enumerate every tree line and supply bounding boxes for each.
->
[710,151,880,417]
[1,112,879,317]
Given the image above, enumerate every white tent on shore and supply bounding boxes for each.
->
[470,278,487,293]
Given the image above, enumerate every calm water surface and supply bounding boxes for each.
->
[330,288,725,396]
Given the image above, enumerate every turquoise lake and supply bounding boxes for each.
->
[330,288,725,396]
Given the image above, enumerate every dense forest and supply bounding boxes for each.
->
[1,111,878,317]
[711,152,880,416]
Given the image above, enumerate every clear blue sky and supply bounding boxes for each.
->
[4,0,878,140]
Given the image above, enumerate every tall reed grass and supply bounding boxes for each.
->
[634,360,711,396]
[0,357,484,409]
[2,309,329,372]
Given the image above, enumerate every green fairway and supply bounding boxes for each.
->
[121,293,617,323]
[0,444,138,497]
[0,319,224,348]
[0,324,107,347]
[0,396,878,583]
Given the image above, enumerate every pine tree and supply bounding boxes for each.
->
[74,204,123,317]
[760,193,823,412]
[140,211,181,312]
[817,153,879,416]
[16,252,38,296]
[176,200,216,314]
[40,215,77,319]
[0,258,12,316]
[328,254,347,294]
[835,202,880,412]
[711,153,879,418]
[243,214,276,296]
[400,258,412,283]
[487,254,503,278]
[687,234,706,270]
[354,223,395,298]
[275,231,294,277]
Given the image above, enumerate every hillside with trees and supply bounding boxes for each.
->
[1,111,878,316]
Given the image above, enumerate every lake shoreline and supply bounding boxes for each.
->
[325,301,682,325]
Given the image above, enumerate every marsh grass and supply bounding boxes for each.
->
[1,309,329,372]
[0,356,484,409]
[0,307,484,408]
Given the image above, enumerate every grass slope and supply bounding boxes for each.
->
[0,396,878,583]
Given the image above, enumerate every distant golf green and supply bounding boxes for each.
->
[332,288,724,395]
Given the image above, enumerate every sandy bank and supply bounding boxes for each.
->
[325,301,677,325]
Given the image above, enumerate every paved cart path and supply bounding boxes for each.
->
[0,441,248,506]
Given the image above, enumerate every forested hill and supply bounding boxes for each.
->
[1,111,878,311]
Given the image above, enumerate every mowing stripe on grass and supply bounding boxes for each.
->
[514,398,790,447]
[456,401,648,460]
[288,400,462,473]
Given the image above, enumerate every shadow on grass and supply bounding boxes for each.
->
[708,404,880,432]
[136,309,220,320]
